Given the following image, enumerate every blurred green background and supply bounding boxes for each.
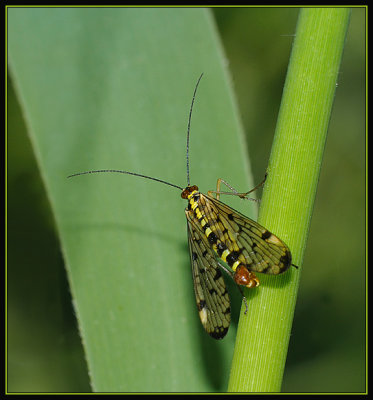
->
[7,7,365,393]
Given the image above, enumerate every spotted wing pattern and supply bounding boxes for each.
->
[203,194,292,275]
[186,211,231,339]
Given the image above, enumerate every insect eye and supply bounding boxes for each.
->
[181,185,199,199]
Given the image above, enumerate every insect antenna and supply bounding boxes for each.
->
[67,169,184,191]
[68,75,205,192]
[186,73,204,187]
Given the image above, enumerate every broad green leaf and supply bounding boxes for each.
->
[8,8,255,391]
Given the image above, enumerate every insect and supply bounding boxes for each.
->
[68,74,297,339]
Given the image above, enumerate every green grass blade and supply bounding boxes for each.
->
[8,8,256,392]
[228,8,351,392]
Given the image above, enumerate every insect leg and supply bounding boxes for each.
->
[240,173,267,199]
[207,178,238,200]
[208,175,267,201]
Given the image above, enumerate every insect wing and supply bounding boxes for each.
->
[205,195,292,275]
[186,212,231,339]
